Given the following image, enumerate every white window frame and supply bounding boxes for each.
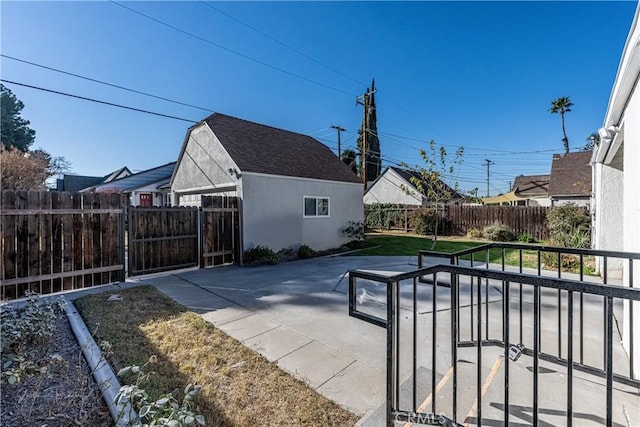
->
[303,196,330,218]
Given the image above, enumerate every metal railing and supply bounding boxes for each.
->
[348,261,640,426]
[418,243,640,384]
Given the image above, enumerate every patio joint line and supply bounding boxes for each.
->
[173,274,243,308]
[213,312,256,327]
[315,359,358,390]
[275,339,316,362]
[241,324,282,342]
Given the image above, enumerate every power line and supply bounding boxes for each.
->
[0,79,198,123]
[198,1,367,88]
[1,54,214,113]
[109,1,355,97]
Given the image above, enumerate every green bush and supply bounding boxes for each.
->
[466,228,483,239]
[411,208,438,235]
[364,204,407,230]
[517,232,537,243]
[298,245,316,259]
[546,203,591,248]
[243,245,278,265]
[482,223,515,242]
[342,221,365,241]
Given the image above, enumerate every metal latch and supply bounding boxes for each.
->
[508,343,525,361]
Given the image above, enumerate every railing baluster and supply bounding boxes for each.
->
[603,257,608,371]
[432,273,437,414]
[386,280,394,427]
[558,289,562,358]
[412,277,417,413]
[534,285,539,427]
[629,259,634,380]
[485,277,489,340]
[568,290,574,427]
[606,296,613,427]
[395,280,400,412]
[477,275,483,427]
[504,280,510,426]
[451,271,458,423]
[471,275,475,342]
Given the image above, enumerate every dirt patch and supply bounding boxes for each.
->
[1,312,111,426]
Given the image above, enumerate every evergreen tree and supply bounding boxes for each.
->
[1,84,36,151]
[341,148,358,174]
[357,79,381,182]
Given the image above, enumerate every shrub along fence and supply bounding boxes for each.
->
[365,203,552,240]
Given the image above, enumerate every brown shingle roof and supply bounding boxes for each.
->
[389,167,464,200]
[548,152,592,197]
[512,174,550,197]
[203,113,360,184]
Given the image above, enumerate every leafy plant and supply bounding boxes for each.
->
[466,228,483,239]
[298,245,316,259]
[482,223,515,242]
[342,221,365,241]
[411,208,439,236]
[116,355,205,427]
[364,203,407,230]
[243,245,278,265]
[546,203,590,248]
[1,292,66,384]
[517,232,537,243]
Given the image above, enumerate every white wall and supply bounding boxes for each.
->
[171,123,240,205]
[242,173,363,251]
[363,169,423,205]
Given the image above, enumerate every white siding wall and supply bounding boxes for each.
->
[242,173,363,251]
[363,169,422,205]
[171,123,241,205]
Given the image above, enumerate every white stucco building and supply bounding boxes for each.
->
[592,1,640,378]
[170,113,363,252]
[363,166,463,206]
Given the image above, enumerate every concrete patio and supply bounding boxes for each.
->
[123,255,638,426]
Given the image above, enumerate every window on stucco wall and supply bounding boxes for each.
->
[304,196,330,217]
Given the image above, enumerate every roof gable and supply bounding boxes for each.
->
[548,152,592,197]
[202,113,360,184]
[388,167,463,200]
[89,162,176,193]
[513,174,550,197]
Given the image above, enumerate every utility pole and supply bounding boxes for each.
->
[356,90,368,190]
[508,180,513,191]
[483,159,494,197]
[330,125,346,158]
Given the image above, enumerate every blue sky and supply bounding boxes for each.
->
[1,1,637,195]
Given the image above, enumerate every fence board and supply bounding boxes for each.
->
[365,204,555,240]
[0,191,124,300]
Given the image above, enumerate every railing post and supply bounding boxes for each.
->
[386,280,395,427]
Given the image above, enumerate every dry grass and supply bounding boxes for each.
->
[75,286,359,426]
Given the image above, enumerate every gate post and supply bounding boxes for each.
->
[198,207,204,269]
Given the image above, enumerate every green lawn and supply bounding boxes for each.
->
[351,235,595,275]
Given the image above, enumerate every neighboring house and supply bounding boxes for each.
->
[54,167,131,192]
[511,174,551,206]
[591,1,639,376]
[83,162,176,207]
[548,152,592,207]
[170,113,363,252]
[363,166,463,206]
[480,191,523,206]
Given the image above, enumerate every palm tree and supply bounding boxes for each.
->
[548,97,573,154]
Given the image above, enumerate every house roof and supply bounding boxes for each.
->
[57,166,131,192]
[386,166,463,199]
[88,162,176,193]
[202,113,360,184]
[548,152,592,197]
[512,174,550,198]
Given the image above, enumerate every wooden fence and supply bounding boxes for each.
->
[365,204,552,240]
[128,206,199,276]
[1,191,126,300]
[201,196,240,268]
